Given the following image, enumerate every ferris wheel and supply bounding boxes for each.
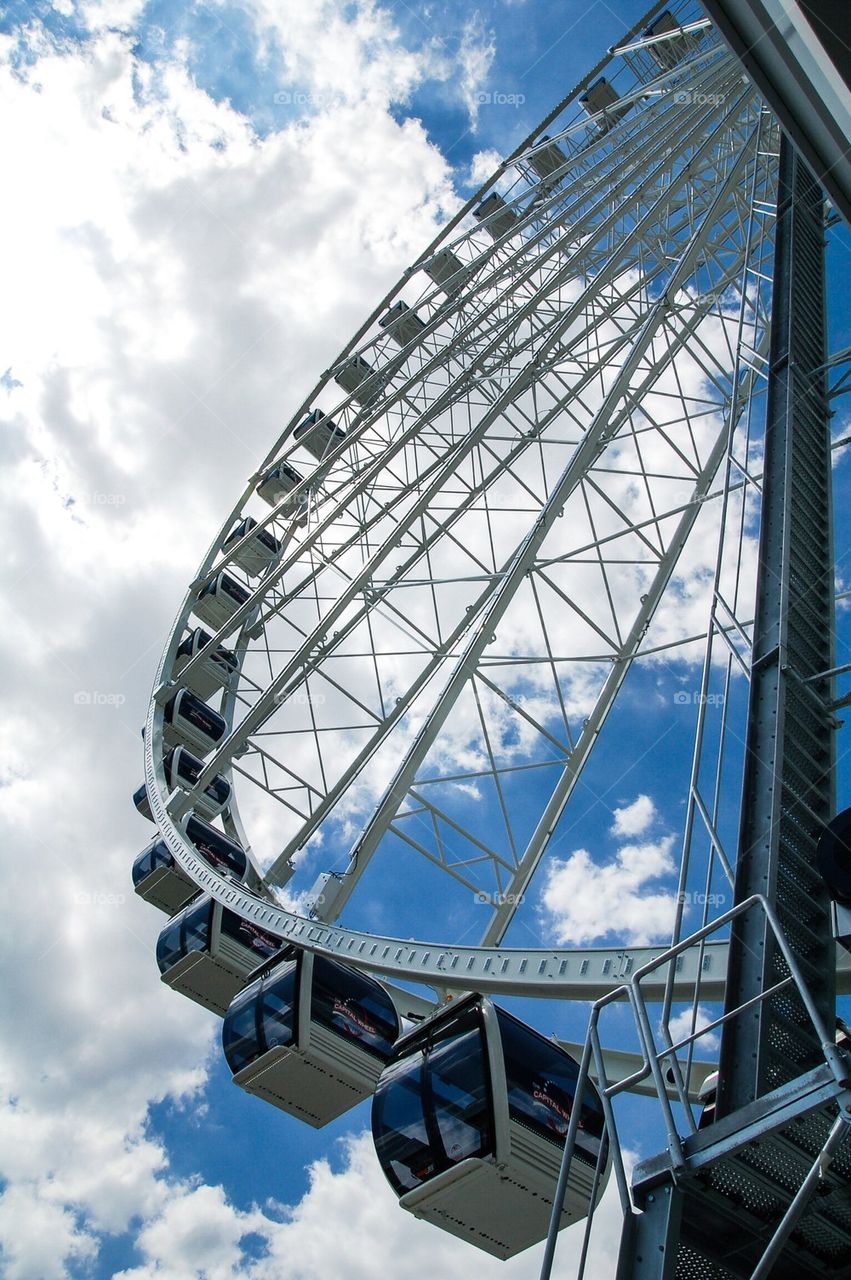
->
[134,0,851,1270]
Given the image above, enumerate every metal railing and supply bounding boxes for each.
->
[539,893,849,1280]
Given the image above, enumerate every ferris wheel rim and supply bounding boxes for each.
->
[141,1,842,1009]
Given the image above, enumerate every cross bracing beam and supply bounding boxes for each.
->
[146,18,788,970]
[167,85,762,839]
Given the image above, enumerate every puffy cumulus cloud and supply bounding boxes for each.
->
[469,146,502,186]
[666,1004,720,1055]
[0,6,464,1277]
[540,797,678,945]
[611,794,656,838]
[115,1131,628,1280]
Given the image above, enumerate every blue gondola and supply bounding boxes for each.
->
[222,949,400,1127]
[372,994,609,1259]
[379,301,426,346]
[156,895,282,1015]
[473,193,519,240]
[163,688,227,756]
[185,813,246,880]
[423,248,465,295]
[294,409,347,460]
[133,747,231,823]
[222,516,281,577]
[193,570,251,631]
[132,838,197,915]
[173,628,237,701]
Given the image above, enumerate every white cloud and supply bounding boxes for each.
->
[469,147,502,186]
[0,9,463,1277]
[666,1004,720,1055]
[611,794,656,838]
[458,12,497,129]
[115,1131,629,1280]
[541,818,678,946]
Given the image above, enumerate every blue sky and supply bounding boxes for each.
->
[1,2,850,1278]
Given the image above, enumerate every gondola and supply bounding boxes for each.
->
[156,895,282,1015]
[163,688,227,756]
[293,409,347,460]
[222,516,281,577]
[222,949,400,1127]
[133,746,231,823]
[371,993,609,1259]
[132,838,197,915]
[172,628,237,701]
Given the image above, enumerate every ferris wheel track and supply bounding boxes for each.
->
[142,7,851,1013]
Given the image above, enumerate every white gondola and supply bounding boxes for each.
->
[579,77,632,132]
[473,192,519,240]
[173,628,237,701]
[156,895,282,1016]
[193,570,252,631]
[378,301,426,347]
[293,409,347,460]
[256,460,308,524]
[222,949,400,1127]
[222,516,281,578]
[132,838,198,915]
[334,354,382,406]
[527,134,568,184]
[423,248,465,295]
[372,994,609,1260]
[163,688,227,756]
[644,9,703,70]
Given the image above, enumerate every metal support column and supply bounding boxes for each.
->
[717,135,835,1116]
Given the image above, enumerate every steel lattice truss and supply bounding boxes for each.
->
[145,1,830,997]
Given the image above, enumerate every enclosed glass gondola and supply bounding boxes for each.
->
[132,838,197,915]
[378,301,426,347]
[222,949,400,1126]
[185,813,247,880]
[372,994,609,1260]
[193,570,252,631]
[133,746,231,823]
[644,9,703,70]
[423,247,465,295]
[173,628,237,701]
[156,895,282,1015]
[579,77,632,132]
[163,688,227,756]
[473,192,519,240]
[293,409,347,460]
[334,354,381,406]
[222,516,281,578]
[256,460,308,522]
[527,134,568,185]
